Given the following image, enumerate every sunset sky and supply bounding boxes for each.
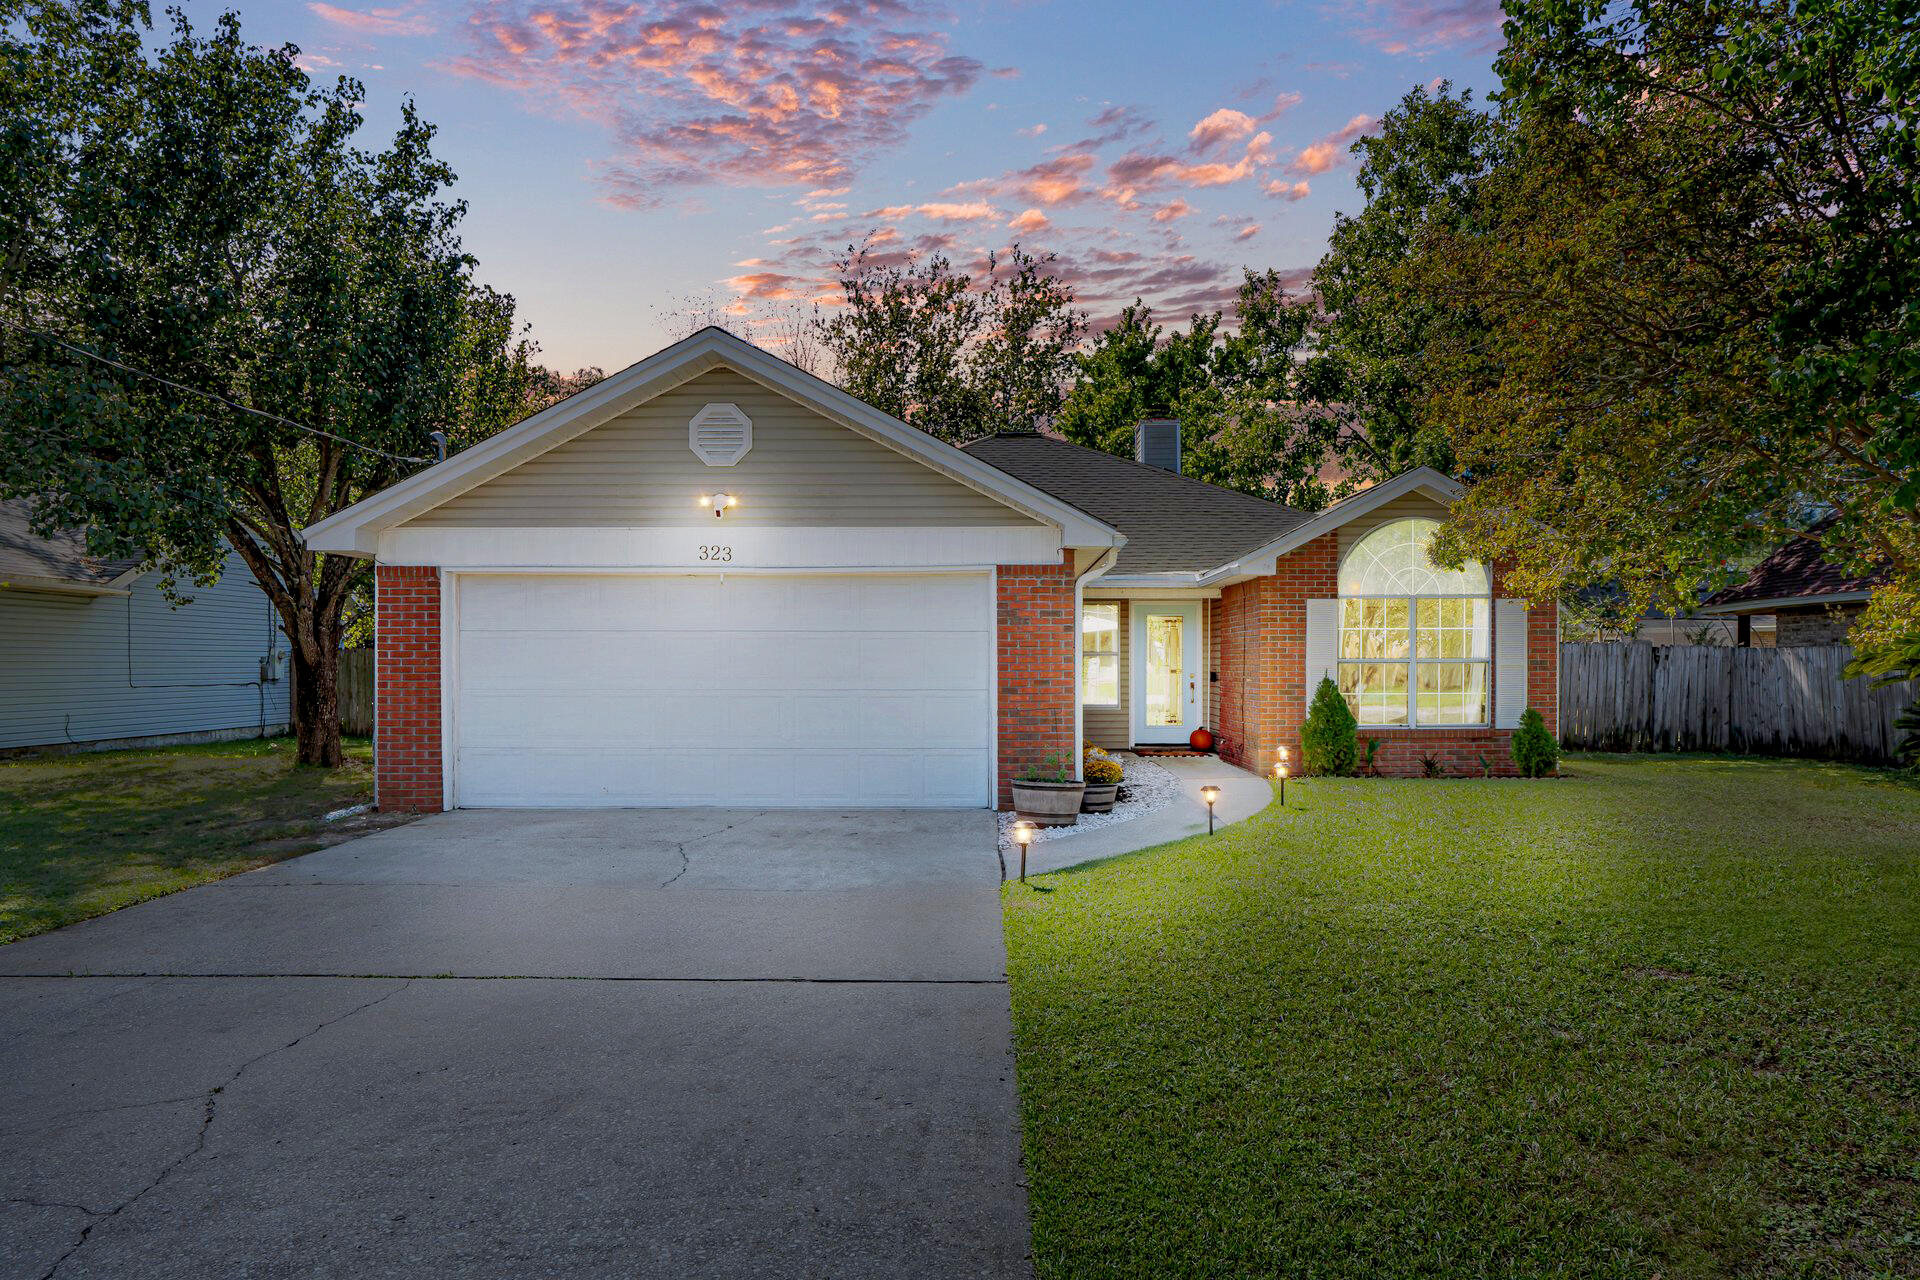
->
[263,0,1508,372]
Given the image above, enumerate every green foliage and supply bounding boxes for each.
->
[1849,628,1920,771]
[1301,677,1359,776]
[1055,271,1349,509]
[813,241,1084,443]
[1017,753,1078,784]
[1392,0,1920,637]
[1311,81,1502,482]
[0,1,541,764]
[1510,708,1560,778]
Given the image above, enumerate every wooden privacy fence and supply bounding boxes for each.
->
[339,648,375,737]
[1560,642,1915,763]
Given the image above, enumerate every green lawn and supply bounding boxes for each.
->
[1003,755,1920,1279]
[0,736,393,944]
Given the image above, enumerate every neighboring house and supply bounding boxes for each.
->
[1699,516,1884,646]
[302,328,1558,812]
[1562,583,1766,647]
[0,498,290,753]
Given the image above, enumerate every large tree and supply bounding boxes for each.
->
[1311,82,1503,481]
[1412,0,1919,644]
[1056,270,1350,509]
[814,242,1085,443]
[0,0,540,765]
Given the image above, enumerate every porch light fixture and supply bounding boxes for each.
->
[1012,820,1038,882]
[1200,785,1220,835]
[701,492,737,518]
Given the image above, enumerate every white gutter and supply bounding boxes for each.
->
[1695,590,1872,615]
[1073,545,1122,770]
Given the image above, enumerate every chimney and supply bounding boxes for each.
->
[1134,418,1180,473]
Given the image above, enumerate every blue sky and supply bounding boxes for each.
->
[254,0,1506,371]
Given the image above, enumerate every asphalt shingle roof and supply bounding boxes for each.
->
[959,432,1311,574]
[1706,516,1885,609]
[0,497,143,588]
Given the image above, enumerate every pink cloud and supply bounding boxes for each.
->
[1287,114,1375,176]
[1151,198,1192,223]
[1235,222,1260,241]
[1345,0,1504,54]
[1265,178,1311,201]
[309,1,432,36]
[1188,108,1256,151]
[866,200,999,223]
[1008,208,1050,233]
[1107,130,1272,197]
[452,0,985,204]
[1017,123,1047,138]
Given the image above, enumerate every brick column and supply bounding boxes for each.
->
[374,564,444,813]
[996,559,1076,809]
[1216,533,1337,773]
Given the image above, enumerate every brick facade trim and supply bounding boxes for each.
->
[995,559,1077,808]
[374,565,444,813]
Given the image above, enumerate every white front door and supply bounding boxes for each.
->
[1130,601,1202,745]
[450,572,993,808]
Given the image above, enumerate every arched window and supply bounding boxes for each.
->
[1337,518,1492,726]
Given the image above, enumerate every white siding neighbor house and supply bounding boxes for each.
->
[0,498,290,752]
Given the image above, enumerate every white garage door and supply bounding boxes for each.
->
[451,574,992,808]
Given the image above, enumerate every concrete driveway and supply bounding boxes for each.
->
[0,809,1029,1279]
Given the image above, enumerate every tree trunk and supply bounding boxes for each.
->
[291,640,344,767]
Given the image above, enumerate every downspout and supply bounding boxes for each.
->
[1073,545,1122,769]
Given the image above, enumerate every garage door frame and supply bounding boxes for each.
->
[435,567,1000,810]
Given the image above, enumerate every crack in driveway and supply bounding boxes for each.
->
[29,979,412,1280]
[659,810,770,888]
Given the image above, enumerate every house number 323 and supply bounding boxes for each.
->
[698,545,732,562]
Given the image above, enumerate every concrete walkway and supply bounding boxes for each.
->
[1019,755,1274,877]
[0,809,1030,1279]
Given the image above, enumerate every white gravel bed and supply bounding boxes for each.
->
[997,754,1184,852]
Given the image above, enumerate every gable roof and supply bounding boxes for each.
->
[958,432,1312,574]
[1701,516,1885,613]
[302,328,1122,556]
[0,498,143,595]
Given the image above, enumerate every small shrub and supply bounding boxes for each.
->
[1084,755,1123,786]
[1511,708,1561,777]
[1420,753,1445,778]
[1302,677,1359,776]
[1017,753,1076,783]
[1477,753,1493,778]
[1361,737,1381,777]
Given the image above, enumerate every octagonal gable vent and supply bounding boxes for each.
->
[690,402,752,466]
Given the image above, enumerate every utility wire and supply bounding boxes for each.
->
[1,317,432,465]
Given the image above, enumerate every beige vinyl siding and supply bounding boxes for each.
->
[1335,491,1454,560]
[407,368,1037,528]
[1084,598,1130,749]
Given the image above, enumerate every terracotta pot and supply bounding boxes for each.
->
[1080,782,1119,814]
[1012,778,1085,826]
[1188,726,1215,752]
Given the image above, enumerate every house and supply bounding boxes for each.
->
[0,498,290,752]
[301,328,1558,811]
[1699,516,1884,646]
[1562,583,1765,646]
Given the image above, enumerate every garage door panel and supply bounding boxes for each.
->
[453,574,991,808]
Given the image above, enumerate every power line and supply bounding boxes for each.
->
[1,318,432,465]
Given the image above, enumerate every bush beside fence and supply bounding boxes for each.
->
[1560,642,1914,763]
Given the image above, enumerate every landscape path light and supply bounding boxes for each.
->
[1274,760,1287,806]
[1200,785,1220,835]
[1012,820,1037,882]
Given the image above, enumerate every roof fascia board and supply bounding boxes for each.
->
[1697,590,1872,615]
[1192,468,1465,582]
[1,574,132,597]
[304,328,1121,556]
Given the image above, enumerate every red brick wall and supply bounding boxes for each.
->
[996,559,1076,808]
[1214,544,1561,779]
[374,565,444,812]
